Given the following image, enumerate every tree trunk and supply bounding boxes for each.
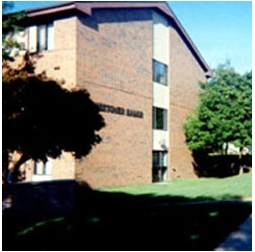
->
[10,153,30,183]
[223,142,229,155]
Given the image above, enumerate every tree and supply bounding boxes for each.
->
[183,65,252,154]
[2,1,26,61]
[3,56,105,183]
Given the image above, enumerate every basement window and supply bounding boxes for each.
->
[153,151,168,182]
[34,159,52,175]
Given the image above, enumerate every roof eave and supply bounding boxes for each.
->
[25,1,212,77]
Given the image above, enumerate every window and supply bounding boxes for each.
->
[153,151,167,168]
[46,23,54,50]
[28,23,54,53]
[153,59,168,85]
[153,151,168,182]
[37,23,54,51]
[34,160,52,175]
[153,107,167,130]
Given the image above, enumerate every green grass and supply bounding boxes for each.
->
[3,173,252,251]
[16,217,65,236]
[100,173,252,200]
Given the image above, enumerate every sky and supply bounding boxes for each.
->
[6,1,252,75]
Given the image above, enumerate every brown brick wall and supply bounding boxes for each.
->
[31,16,78,180]
[21,7,209,186]
[75,9,153,188]
[51,153,75,179]
[169,24,207,179]
[34,16,77,89]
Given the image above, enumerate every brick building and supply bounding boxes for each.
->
[12,1,212,188]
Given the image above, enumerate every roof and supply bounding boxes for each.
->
[25,1,212,77]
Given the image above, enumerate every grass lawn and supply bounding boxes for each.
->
[100,173,252,200]
[3,173,252,251]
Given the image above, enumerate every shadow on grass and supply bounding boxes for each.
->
[2,181,252,251]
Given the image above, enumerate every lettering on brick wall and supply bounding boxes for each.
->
[97,103,143,119]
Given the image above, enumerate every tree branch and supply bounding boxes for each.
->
[10,152,30,183]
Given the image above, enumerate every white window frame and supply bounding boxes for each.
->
[28,22,54,53]
[34,159,52,176]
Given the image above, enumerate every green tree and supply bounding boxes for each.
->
[183,65,252,154]
[3,57,105,183]
[2,1,26,61]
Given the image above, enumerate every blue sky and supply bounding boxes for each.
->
[169,1,252,75]
[7,1,252,74]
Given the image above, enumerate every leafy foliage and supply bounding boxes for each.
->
[183,66,252,153]
[2,1,26,61]
[2,2,105,182]
[3,58,105,182]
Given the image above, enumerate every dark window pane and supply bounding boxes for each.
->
[153,152,159,166]
[152,151,167,167]
[153,107,167,130]
[156,108,164,129]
